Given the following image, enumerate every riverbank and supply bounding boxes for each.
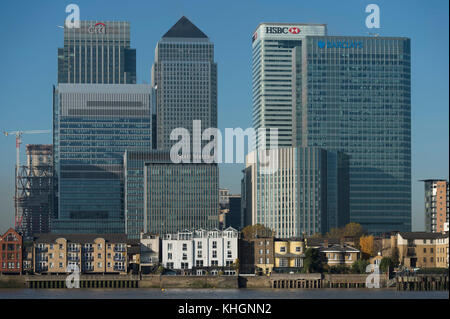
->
[1,273,447,291]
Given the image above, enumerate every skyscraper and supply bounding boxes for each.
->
[422,179,449,233]
[293,36,411,233]
[244,147,349,238]
[52,84,152,234]
[58,21,136,84]
[252,23,327,148]
[152,16,217,150]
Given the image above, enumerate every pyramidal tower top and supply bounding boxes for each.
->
[162,16,208,38]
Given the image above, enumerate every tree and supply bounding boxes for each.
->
[303,248,325,273]
[351,259,370,274]
[379,257,395,273]
[232,258,240,274]
[325,222,365,241]
[359,235,375,259]
[241,224,273,239]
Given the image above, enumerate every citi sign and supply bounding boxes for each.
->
[265,26,301,35]
[318,40,363,49]
[88,22,106,34]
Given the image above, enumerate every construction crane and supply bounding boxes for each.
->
[3,130,51,230]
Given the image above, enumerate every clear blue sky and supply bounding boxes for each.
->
[0,0,448,233]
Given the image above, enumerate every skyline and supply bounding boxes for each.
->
[0,0,449,233]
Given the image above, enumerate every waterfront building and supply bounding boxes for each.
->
[252,23,327,148]
[244,147,349,238]
[273,238,305,273]
[58,21,136,84]
[52,84,152,234]
[0,228,23,274]
[293,36,411,233]
[152,16,217,151]
[319,244,360,268]
[139,233,160,274]
[389,232,449,269]
[161,228,238,275]
[421,179,449,233]
[239,227,274,275]
[32,234,127,274]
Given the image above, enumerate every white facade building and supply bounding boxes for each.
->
[162,227,239,275]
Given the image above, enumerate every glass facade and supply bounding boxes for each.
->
[144,158,219,235]
[246,147,349,238]
[52,84,152,234]
[58,21,136,84]
[251,24,327,148]
[152,17,217,150]
[294,36,411,233]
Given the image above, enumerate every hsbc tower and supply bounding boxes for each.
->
[251,23,327,148]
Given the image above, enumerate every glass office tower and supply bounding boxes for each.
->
[152,16,217,150]
[293,36,411,233]
[58,21,136,84]
[52,84,152,233]
[251,23,327,148]
[144,155,219,235]
[244,147,349,238]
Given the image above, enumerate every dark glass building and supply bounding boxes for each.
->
[58,21,136,84]
[293,36,411,233]
[52,84,152,234]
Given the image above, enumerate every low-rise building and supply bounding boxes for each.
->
[0,228,23,274]
[273,238,305,273]
[319,244,360,267]
[32,234,128,274]
[392,232,449,269]
[239,229,274,275]
[140,233,160,274]
[161,227,238,275]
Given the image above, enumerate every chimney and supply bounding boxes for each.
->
[323,239,328,248]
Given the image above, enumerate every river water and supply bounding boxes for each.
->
[0,288,448,299]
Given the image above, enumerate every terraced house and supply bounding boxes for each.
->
[273,238,305,273]
[33,234,128,274]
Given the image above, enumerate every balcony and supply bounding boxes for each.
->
[114,246,126,252]
[68,256,79,262]
[114,266,125,272]
[68,248,80,253]
[114,255,125,261]
[84,256,94,261]
[82,247,94,252]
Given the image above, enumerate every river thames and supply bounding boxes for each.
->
[0,288,448,299]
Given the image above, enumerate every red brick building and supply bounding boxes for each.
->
[0,228,23,274]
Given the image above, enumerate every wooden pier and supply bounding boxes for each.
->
[25,275,140,289]
[396,274,448,291]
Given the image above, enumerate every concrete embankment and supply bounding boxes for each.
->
[140,275,238,289]
[0,276,27,288]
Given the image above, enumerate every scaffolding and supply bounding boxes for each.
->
[15,145,53,239]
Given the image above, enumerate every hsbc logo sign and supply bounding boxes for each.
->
[265,26,301,35]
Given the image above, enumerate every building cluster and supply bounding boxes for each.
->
[2,227,446,276]
[5,16,448,264]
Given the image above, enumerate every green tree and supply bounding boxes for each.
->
[303,248,325,273]
[351,259,370,274]
[379,257,395,273]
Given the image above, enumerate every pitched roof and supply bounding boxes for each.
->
[398,232,448,240]
[32,233,128,244]
[319,244,360,253]
[162,16,208,38]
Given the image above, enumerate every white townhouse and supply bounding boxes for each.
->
[162,227,239,275]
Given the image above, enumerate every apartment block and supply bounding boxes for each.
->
[161,228,239,275]
[0,228,23,274]
[33,234,128,274]
[422,179,449,233]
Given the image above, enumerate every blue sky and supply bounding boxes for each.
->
[0,0,448,233]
